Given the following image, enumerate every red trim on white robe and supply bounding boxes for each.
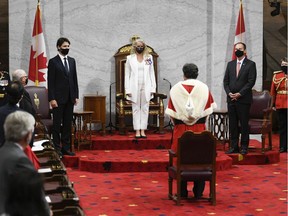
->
[165,79,217,125]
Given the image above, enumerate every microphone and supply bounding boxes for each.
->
[163,78,172,89]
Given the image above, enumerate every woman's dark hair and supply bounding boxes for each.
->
[182,63,199,79]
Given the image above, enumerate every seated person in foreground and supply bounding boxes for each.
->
[0,81,40,169]
[165,63,217,198]
[0,111,52,216]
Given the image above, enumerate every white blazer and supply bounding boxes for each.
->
[125,54,156,103]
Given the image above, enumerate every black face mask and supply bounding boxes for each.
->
[25,78,28,85]
[281,66,287,74]
[235,50,244,58]
[59,48,69,55]
[136,47,144,54]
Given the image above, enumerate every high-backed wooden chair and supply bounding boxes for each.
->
[114,42,166,134]
[168,131,217,206]
[25,86,53,138]
[249,89,273,153]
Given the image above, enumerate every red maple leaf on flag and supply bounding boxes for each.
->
[28,2,48,87]
[28,48,47,83]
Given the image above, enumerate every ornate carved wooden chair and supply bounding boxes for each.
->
[249,89,273,153]
[25,86,53,138]
[114,39,167,134]
[168,130,217,206]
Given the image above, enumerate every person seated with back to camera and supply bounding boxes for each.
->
[0,81,40,169]
[165,63,217,199]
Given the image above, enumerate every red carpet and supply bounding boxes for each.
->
[63,150,232,173]
[63,130,279,171]
[64,131,286,215]
[67,153,287,216]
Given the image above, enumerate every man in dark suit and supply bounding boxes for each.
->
[223,42,257,155]
[12,69,36,117]
[12,69,36,147]
[48,37,79,156]
[0,110,51,216]
[0,81,23,146]
[0,81,40,169]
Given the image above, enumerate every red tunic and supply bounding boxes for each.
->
[171,123,206,152]
[270,71,288,109]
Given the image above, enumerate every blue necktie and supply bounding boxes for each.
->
[64,57,69,75]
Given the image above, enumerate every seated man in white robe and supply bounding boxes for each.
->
[165,63,217,198]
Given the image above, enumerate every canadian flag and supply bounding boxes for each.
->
[232,0,246,60]
[28,2,47,87]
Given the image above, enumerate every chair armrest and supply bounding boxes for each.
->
[262,107,273,121]
[168,149,176,156]
[154,93,167,100]
[168,149,176,166]
[263,108,273,115]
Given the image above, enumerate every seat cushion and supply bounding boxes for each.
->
[168,166,213,181]
[249,119,272,134]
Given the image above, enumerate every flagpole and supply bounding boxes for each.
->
[35,1,40,86]
[239,0,243,42]
[232,0,246,60]
[28,0,48,87]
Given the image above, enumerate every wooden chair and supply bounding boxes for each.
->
[249,89,273,153]
[25,86,53,138]
[114,42,167,135]
[168,131,217,206]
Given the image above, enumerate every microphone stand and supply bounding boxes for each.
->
[163,78,173,130]
[106,82,117,134]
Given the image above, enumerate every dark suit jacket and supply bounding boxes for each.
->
[223,58,257,104]
[0,142,50,216]
[19,89,36,117]
[47,54,79,104]
[0,104,20,146]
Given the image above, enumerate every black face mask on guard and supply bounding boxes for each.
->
[281,66,287,74]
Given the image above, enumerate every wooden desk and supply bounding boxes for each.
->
[83,95,106,135]
[72,111,93,151]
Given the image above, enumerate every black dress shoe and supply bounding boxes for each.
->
[279,148,287,153]
[141,135,147,139]
[135,135,141,139]
[240,149,248,155]
[225,148,239,154]
[61,149,75,156]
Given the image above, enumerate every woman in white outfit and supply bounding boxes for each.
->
[125,39,156,138]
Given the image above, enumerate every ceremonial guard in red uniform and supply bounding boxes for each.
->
[270,57,288,153]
